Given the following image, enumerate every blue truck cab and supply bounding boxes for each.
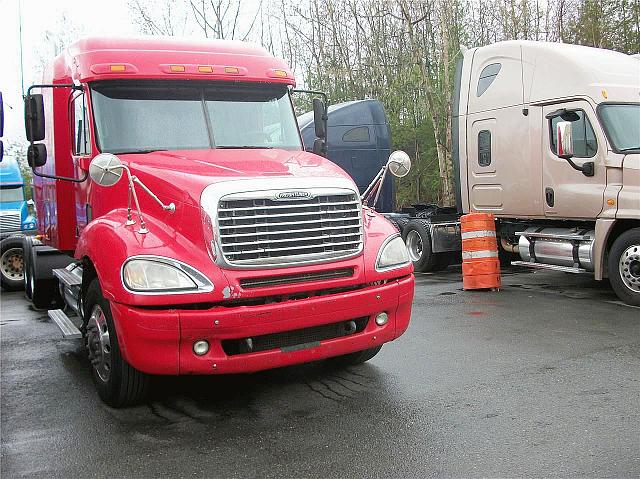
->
[299,99,461,274]
[298,100,395,213]
[0,155,37,291]
[0,156,36,238]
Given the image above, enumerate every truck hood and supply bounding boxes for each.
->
[119,148,351,206]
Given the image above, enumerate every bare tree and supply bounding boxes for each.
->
[129,0,263,40]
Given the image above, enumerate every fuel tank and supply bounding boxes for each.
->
[518,227,595,271]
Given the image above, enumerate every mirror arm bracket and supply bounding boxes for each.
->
[32,167,89,183]
[291,89,327,104]
[562,156,595,177]
[131,175,176,212]
[26,84,82,97]
[361,165,387,207]
[27,83,86,182]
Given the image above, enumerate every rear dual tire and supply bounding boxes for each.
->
[402,219,451,273]
[0,237,25,291]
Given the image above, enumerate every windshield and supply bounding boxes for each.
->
[599,104,640,152]
[91,81,302,154]
[0,186,24,203]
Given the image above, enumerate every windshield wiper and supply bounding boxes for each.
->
[214,146,274,149]
[619,147,640,152]
[110,149,169,155]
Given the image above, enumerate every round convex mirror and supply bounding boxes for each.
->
[387,150,411,178]
[89,153,124,187]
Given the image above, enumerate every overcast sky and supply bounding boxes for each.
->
[0,0,276,146]
[0,0,137,143]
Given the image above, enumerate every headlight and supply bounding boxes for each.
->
[376,235,410,271]
[122,256,213,293]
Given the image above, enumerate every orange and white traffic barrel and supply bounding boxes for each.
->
[460,213,501,290]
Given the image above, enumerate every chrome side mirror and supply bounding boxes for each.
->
[88,153,175,235]
[387,150,411,177]
[556,121,594,177]
[89,153,124,187]
[556,121,573,159]
[362,150,412,209]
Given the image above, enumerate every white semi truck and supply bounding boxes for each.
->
[401,40,640,305]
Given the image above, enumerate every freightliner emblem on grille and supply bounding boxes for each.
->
[273,191,314,201]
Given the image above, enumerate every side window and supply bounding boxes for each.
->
[478,130,491,166]
[342,126,370,142]
[549,110,597,158]
[477,63,501,97]
[72,92,90,155]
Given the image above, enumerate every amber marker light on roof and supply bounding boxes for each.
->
[170,65,186,72]
[198,66,213,73]
[110,65,126,72]
[224,66,240,74]
[272,69,288,78]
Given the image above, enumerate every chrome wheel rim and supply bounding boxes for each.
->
[86,305,112,382]
[28,264,34,294]
[23,261,29,290]
[405,230,423,262]
[1,248,24,282]
[619,244,640,293]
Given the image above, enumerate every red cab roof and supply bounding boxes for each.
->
[61,36,296,86]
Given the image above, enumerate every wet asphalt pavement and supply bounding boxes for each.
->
[1,267,639,478]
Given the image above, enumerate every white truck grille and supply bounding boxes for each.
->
[217,189,363,267]
[0,212,21,234]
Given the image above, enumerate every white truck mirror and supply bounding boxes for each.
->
[89,153,124,187]
[556,121,574,159]
[388,150,411,178]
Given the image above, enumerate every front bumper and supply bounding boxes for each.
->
[0,230,36,240]
[110,275,414,375]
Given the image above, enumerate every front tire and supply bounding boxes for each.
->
[84,279,149,407]
[0,237,25,291]
[327,346,382,367]
[22,236,39,299]
[608,228,640,306]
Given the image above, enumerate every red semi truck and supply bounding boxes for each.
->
[22,37,415,407]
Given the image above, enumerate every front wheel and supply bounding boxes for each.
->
[0,237,25,291]
[608,228,640,306]
[84,279,149,407]
[326,346,382,367]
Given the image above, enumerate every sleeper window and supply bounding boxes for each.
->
[477,63,501,97]
[342,127,370,142]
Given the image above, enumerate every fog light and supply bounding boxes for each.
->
[375,312,389,326]
[193,340,210,356]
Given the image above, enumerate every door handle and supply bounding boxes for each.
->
[545,187,555,207]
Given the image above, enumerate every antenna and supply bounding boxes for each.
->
[18,0,25,98]
[520,45,528,116]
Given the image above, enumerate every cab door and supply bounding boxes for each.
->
[542,101,607,219]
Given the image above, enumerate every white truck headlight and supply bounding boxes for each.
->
[122,256,213,293]
[376,235,410,272]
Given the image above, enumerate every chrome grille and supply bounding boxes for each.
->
[217,189,363,267]
[0,212,21,234]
